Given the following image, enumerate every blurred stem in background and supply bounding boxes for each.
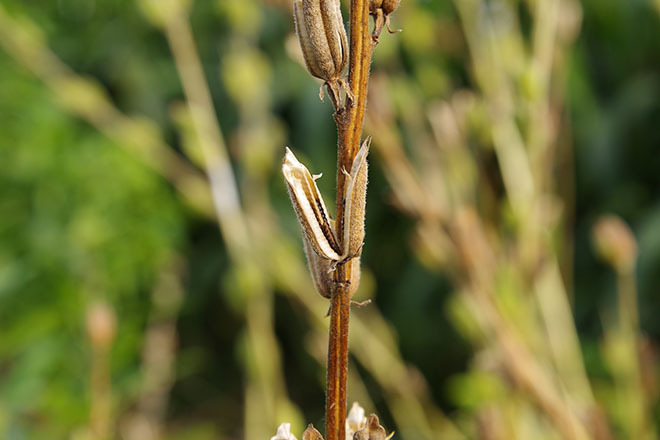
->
[593,216,652,440]
[121,255,185,440]
[139,0,302,438]
[366,0,658,438]
[0,4,214,218]
[86,301,116,440]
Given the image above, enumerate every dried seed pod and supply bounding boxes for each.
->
[369,0,401,41]
[283,144,369,300]
[304,220,362,300]
[293,0,348,82]
[353,414,394,440]
[382,0,400,15]
[340,138,369,259]
[302,424,324,440]
[283,147,342,262]
[302,224,335,299]
[369,0,384,12]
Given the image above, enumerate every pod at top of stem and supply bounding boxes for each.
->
[293,0,348,83]
[370,0,400,15]
[369,0,401,41]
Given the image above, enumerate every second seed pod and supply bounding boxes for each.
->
[293,0,348,82]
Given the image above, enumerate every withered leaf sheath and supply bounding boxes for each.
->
[293,0,348,82]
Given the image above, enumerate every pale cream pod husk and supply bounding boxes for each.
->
[283,147,342,262]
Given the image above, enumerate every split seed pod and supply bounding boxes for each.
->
[282,140,370,299]
[282,147,341,262]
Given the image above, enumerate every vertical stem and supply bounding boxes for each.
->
[326,1,373,439]
[326,272,351,440]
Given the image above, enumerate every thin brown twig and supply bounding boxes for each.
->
[325,1,374,439]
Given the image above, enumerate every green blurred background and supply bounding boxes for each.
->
[0,0,659,439]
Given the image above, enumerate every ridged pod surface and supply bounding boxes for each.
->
[293,0,348,82]
[340,138,369,259]
[382,0,400,14]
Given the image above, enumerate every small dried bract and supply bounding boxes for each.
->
[369,0,401,42]
[293,0,349,108]
[282,139,370,300]
[353,414,394,440]
[302,424,324,440]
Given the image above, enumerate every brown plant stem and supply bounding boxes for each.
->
[326,275,351,440]
[326,1,374,440]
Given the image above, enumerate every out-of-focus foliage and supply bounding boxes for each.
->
[0,0,658,439]
[0,47,185,437]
